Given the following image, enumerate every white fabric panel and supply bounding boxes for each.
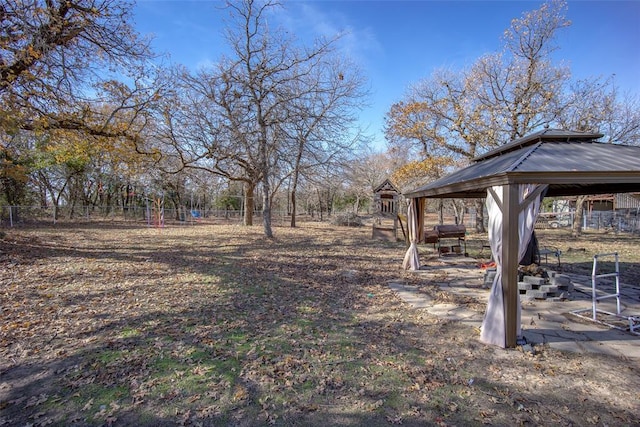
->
[402,199,421,271]
[480,184,547,347]
[515,184,547,337]
[480,186,505,346]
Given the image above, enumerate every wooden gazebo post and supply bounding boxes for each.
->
[502,184,520,348]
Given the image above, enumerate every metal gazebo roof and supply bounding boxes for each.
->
[403,129,640,200]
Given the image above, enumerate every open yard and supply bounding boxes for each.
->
[1,220,639,426]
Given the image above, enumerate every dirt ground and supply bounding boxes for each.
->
[1,220,639,426]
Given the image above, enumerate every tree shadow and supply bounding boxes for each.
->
[2,224,639,425]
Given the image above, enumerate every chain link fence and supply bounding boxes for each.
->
[2,204,639,234]
[583,210,640,233]
[0,205,319,228]
[534,210,640,233]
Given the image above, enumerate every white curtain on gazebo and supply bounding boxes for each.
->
[480,184,547,347]
[402,198,421,271]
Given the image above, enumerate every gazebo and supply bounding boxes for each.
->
[402,129,640,348]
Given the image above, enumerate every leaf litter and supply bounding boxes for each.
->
[0,221,639,426]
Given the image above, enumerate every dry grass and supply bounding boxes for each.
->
[1,220,639,426]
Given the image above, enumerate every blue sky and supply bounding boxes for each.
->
[134,0,640,150]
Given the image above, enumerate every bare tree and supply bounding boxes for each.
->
[280,54,368,226]
[384,0,573,232]
[387,0,571,153]
[149,64,263,226]
[154,0,367,237]
[488,0,571,139]
[555,77,640,235]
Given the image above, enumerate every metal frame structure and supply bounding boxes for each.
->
[571,252,639,335]
[403,129,640,347]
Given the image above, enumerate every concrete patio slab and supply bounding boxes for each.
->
[390,260,640,359]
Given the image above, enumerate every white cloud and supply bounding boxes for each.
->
[276,2,383,64]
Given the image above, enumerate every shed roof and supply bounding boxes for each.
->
[374,178,400,194]
[403,129,640,199]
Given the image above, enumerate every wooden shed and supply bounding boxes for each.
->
[372,179,401,241]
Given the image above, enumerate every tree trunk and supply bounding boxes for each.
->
[52,179,68,221]
[262,180,273,238]
[572,195,587,237]
[452,200,464,224]
[317,188,323,222]
[244,182,254,226]
[475,199,486,233]
[290,180,298,228]
[105,190,112,216]
[168,192,182,221]
[290,133,306,227]
[67,174,83,219]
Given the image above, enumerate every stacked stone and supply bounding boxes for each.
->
[483,268,497,289]
[483,268,574,301]
[519,270,574,301]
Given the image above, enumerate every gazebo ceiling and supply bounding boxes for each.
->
[403,129,640,200]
